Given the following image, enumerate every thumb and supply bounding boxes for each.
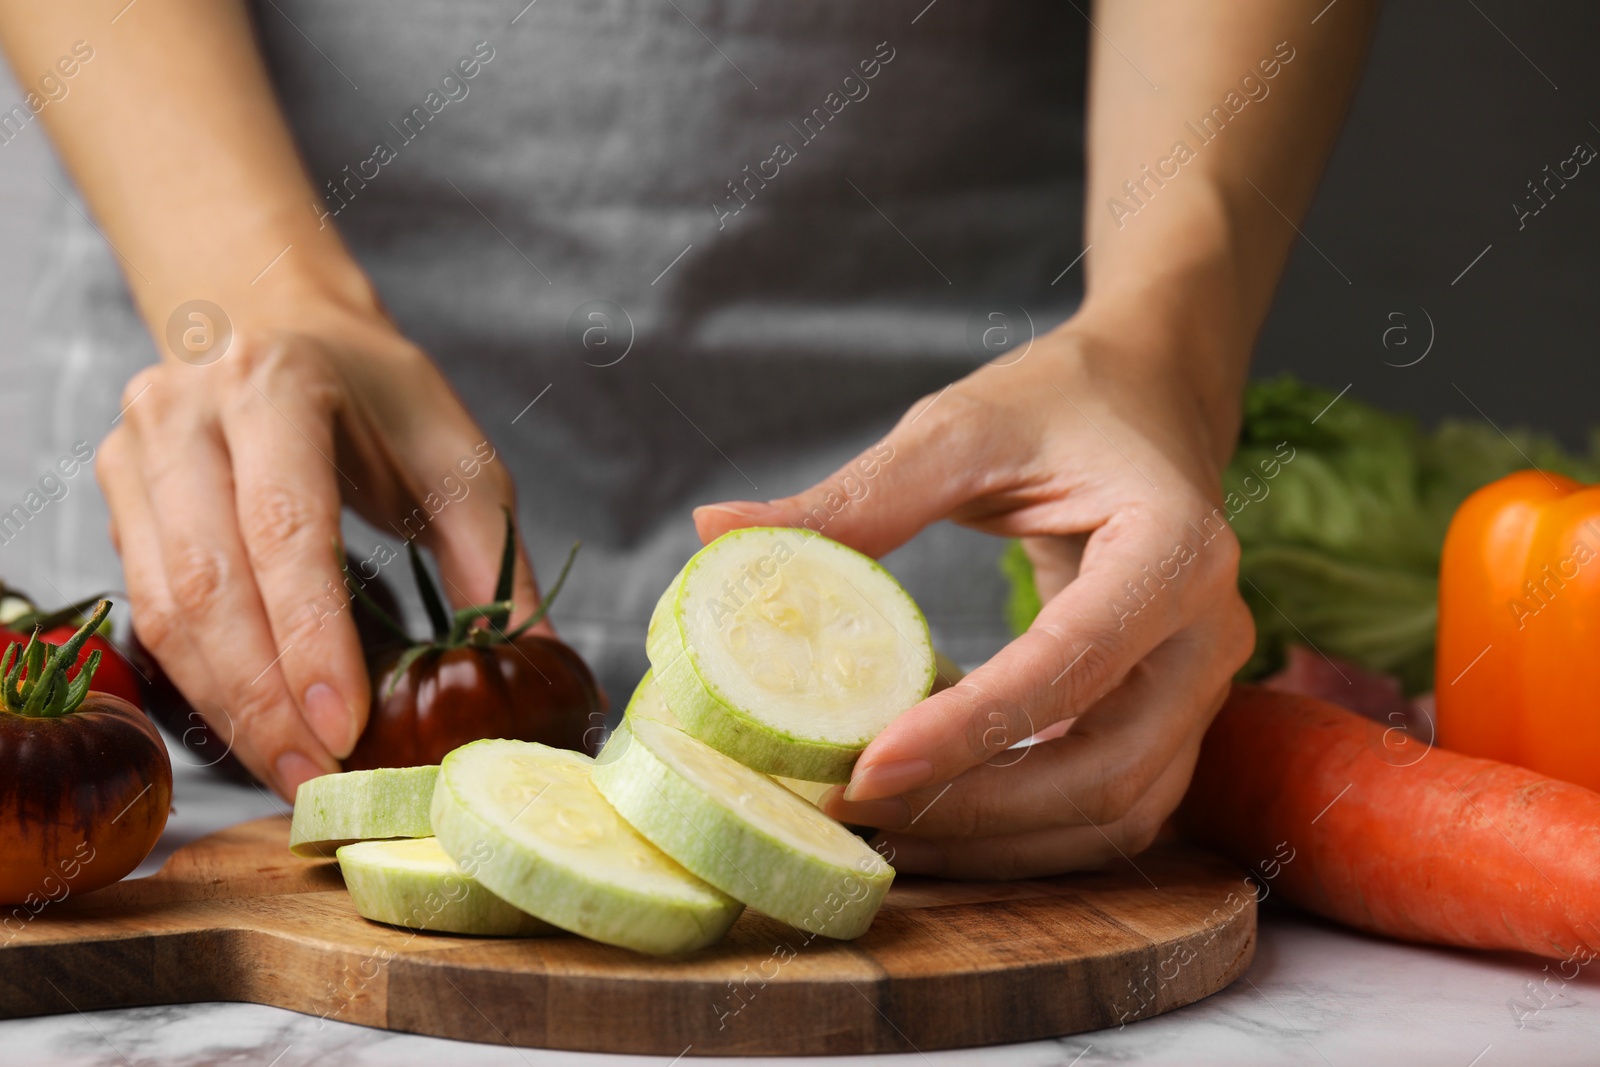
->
[693,424,968,559]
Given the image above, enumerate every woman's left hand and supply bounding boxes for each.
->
[694,318,1255,878]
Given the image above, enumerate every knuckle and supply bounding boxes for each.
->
[167,544,232,617]
[1223,596,1257,672]
[225,332,339,399]
[222,330,288,376]
[120,365,174,428]
[1215,522,1243,572]
[241,482,321,566]
[962,691,1035,765]
[897,388,994,464]
[1118,815,1162,856]
[1038,624,1116,711]
[1147,567,1188,632]
[1196,516,1242,583]
[225,677,287,733]
[120,365,163,411]
[1080,766,1143,825]
[1084,839,1124,871]
[97,424,126,462]
[94,429,127,488]
[278,593,350,654]
[938,790,989,839]
[901,389,954,434]
[130,598,183,653]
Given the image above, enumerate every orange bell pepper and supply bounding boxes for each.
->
[1436,469,1600,791]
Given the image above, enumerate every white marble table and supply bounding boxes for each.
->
[5,738,1598,1067]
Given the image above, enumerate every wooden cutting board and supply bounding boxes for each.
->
[0,816,1255,1056]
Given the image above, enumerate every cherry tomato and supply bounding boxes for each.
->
[342,514,604,770]
[345,634,602,769]
[0,589,141,708]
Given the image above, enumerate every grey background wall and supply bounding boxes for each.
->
[1252,1,1600,449]
[0,0,1595,595]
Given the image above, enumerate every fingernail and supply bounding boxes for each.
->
[276,751,327,801]
[827,795,911,830]
[844,758,933,802]
[875,835,945,874]
[303,682,356,757]
[694,502,769,523]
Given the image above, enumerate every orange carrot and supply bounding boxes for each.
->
[1176,684,1600,961]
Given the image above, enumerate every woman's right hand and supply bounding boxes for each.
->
[0,0,543,798]
[97,302,540,799]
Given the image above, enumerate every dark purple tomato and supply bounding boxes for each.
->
[343,634,604,770]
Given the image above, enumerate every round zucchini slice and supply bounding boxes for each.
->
[289,765,438,858]
[594,715,894,939]
[337,837,553,936]
[431,739,743,956]
[647,527,934,782]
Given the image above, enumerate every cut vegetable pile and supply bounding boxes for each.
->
[289,527,933,955]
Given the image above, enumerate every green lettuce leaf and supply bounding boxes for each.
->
[999,540,1042,640]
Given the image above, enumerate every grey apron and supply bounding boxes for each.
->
[22,0,1086,702]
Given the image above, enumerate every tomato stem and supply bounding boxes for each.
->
[505,541,580,640]
[372,514,583,698]
[7,591,116,636]
[446,601,513,646]
[0,599,110,718]
[409,540,453,641]
[493,507,517,606]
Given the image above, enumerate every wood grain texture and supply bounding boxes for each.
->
[0,817,1256,1055]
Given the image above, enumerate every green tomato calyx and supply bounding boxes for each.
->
[340,510,579,696]
[1,598,111,718]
